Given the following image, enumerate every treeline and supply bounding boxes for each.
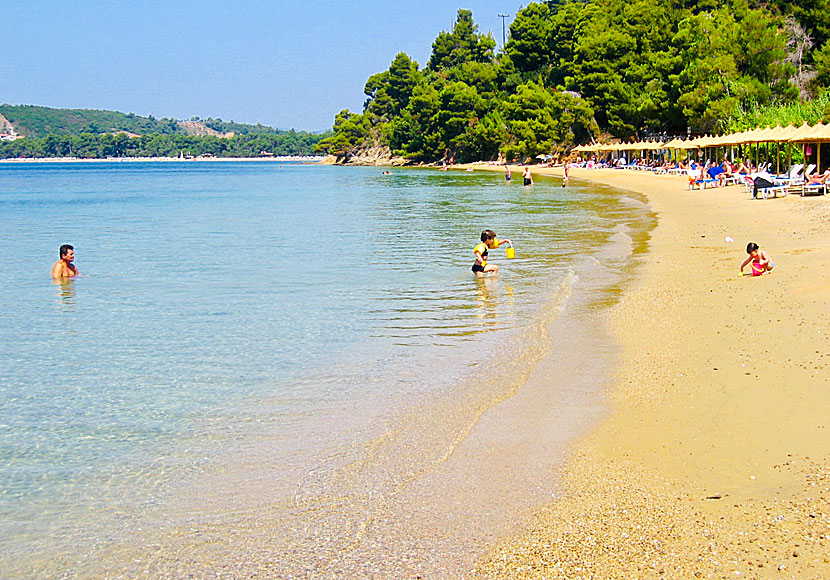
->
[0,131,328,159]
[316,1,830,163]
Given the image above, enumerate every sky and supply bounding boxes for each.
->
[3,1,525,132]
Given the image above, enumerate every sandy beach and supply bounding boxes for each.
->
[461,165,830,578]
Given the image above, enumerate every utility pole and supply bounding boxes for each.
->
[498,14,509,49]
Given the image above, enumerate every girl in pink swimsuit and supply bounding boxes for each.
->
[740,242,774,276]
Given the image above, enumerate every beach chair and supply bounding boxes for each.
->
[803,182,827,196]
[789,164,817,195]
[788,163,805,182]
[751,172,787,199]
[688,169,718,189]
[770,163,804,194]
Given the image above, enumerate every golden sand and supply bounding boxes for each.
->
[469,166,830,579]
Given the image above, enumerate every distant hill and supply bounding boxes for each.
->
[0,104,289,139]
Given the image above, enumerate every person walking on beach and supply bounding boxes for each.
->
[740,242,774,276]
[472,230,512,277]
[51,244,79,278]
[562,162,570,187]
[522,166,533,186]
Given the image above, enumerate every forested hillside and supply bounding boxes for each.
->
[0,105,289,139]
[316,0,830,163]
[0,105,328,158]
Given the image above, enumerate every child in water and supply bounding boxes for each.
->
[740,242,774,276]
[472,229,512,277]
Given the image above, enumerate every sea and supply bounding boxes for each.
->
[0,161,653,578]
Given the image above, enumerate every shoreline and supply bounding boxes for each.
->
[467,166,830,577]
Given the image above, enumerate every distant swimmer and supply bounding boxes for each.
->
[505,165,512,182]
[51,244,79,278]
[562,162,570,187]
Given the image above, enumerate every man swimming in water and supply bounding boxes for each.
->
[51,244,79,278]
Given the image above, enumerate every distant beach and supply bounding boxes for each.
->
[465,165,830,578]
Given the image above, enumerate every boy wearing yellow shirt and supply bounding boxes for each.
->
[472,229,512,277]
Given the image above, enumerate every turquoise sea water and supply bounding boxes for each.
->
[0,161,652,577]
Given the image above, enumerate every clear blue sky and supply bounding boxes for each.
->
[3,1,523,131]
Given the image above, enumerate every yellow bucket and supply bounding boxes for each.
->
[505,246,515,259]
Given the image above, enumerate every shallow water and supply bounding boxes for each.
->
[0,162,653,577]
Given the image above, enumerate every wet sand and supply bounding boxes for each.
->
[469,166,830,578]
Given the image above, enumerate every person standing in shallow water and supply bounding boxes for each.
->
[522,166,533,186]
[51,244,78,278]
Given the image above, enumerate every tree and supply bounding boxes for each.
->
[783,15,816,99]
[671,3,797,133]
[315,110,369,158]
[389,83,443,160]
[437,81,482,154]
[501,81,597,160]
[364,53,421,119]
[506,2,552,74]
[428,9,495,71]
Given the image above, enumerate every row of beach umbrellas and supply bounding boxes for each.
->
[573,122,830,152]
[572,121,830,171]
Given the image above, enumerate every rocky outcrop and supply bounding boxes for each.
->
[339,145,408,166]
[177,121,233,138]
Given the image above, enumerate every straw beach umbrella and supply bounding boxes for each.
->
[790,122,830,171]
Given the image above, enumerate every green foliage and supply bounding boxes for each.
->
[364,53,422,120]
[506,3,553,74]
[814,42,830,91]
[723,89,830,130]
[428,9,496,70]
[501,82,598,161]
[314,110,369,157]
[199,118,283,135]
[389,84,443,160]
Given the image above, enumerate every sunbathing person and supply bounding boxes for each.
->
[806,168,830,184]
[707,164,725,186]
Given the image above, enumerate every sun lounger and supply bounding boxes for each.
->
[687,169,718,189]
[750,173,788,199]
[803,182,827,196]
